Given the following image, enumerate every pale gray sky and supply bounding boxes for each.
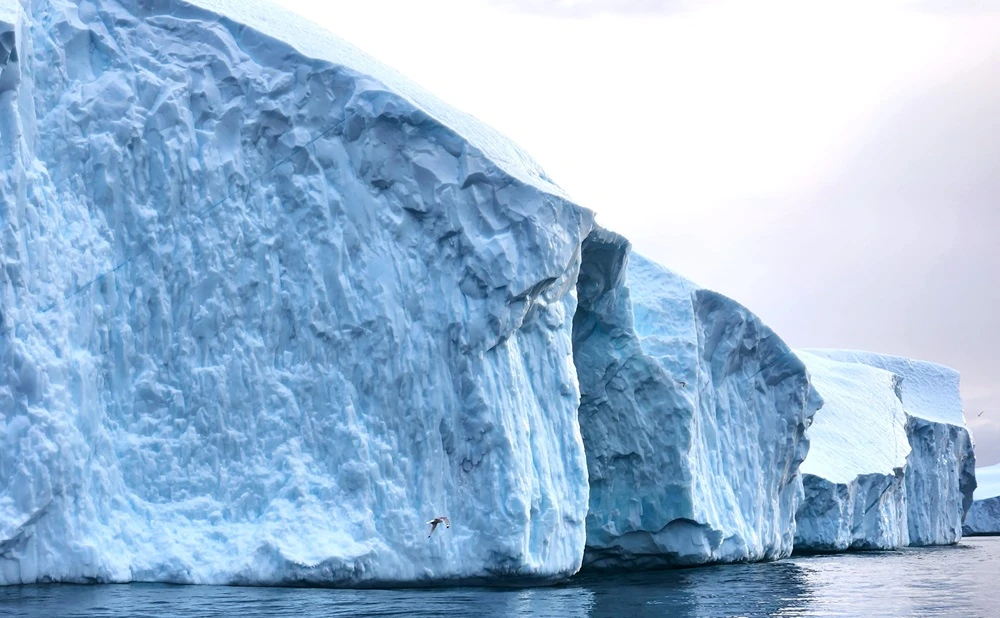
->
[273,0,1000,465]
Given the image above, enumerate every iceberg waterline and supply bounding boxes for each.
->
[0,0,978,586]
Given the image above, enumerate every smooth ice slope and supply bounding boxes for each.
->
[963,464,1000,535]
[804,350,976,546]
[573,229,820,569]
[793,352,910,551]
[0,0,594,585]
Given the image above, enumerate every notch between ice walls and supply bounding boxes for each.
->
[0,0,976,586]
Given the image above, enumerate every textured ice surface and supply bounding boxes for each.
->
[793,352,910,551]
[963,464,1000,536]
[803,350,976,546]
[0,0,593,585]
[573,229,819,569]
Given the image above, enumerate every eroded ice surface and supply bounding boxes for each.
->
[573,229,819,569]
[803,350,976,546]
[0,0,592,585]
[793,352,910,551]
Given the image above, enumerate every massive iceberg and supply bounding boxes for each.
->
[1,0,594,585]
[572,229,819,569]
[963,464,1000,536]
[0,0,976,589]
[801,350,976,546]
[792,352,910,552]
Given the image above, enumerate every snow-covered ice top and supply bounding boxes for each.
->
[183,0,568,201]
[973,464,1000,501]
[796,351,910,484]
[803,350,966,426]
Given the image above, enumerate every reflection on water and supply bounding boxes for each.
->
[2,538,997,618]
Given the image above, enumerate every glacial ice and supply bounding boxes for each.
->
[572,229,819,569]
[0,0,980,589]
[802,350,976,546]
[963,464,1000,536]
[1,0,593,585]
[793,351,910,552]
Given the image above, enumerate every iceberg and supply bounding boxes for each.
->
[1,0,593,585]
[963,464,1000,536]
[572,228,819,569]
[792,352,910,552]
[0,0,977,588]
[802,350,976,546]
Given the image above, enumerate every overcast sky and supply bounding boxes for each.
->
[273,0,1000,466]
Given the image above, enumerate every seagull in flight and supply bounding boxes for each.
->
[979,411,986,417]
[427,516,450,538]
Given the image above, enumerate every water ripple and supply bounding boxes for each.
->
[2,538,997,617]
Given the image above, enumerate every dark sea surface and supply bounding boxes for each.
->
[2,537,997,617]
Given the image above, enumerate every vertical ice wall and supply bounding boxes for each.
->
[1,0,593,585]
[793,352,910,551]
[573,228,819,569]
[803,350,976,546]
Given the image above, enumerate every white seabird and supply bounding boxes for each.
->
[427,516,451,538]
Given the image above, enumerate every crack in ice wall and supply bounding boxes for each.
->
[572,228,819,569]
[1,0,594,585]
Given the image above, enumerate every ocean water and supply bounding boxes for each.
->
[2,537,997,617]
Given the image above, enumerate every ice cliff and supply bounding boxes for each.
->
[801,350,976,547]
[1,0,593,585]
[792,352,910,551]
[572,229,819,569]
[963,464,1000,536]
[0,0,976,588]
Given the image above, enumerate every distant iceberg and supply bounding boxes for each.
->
[963,464,1000,536]
[799,350,976,548]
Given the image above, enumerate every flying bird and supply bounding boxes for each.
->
[979,411,985,417]
[427,516,450,538]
